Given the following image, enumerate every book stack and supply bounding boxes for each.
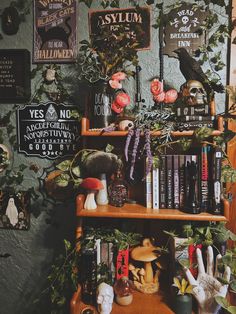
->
[175,104,216,130]
[145,146,222,214]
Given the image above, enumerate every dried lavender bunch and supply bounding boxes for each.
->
[130,128,140,180]
[125,129,134,162]
[144,128,153,176]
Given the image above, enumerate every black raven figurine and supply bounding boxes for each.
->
[174,48,224,99]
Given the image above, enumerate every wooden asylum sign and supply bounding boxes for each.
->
[33,0,77,63]
[0,49,30,103]
[89,6,151,50]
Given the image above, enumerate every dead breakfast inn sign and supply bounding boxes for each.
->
[33,0,77,63]
[17,102,80,159]
[89,6,151,50]
[163,3,207,57]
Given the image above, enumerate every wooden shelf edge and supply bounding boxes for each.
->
[81,117,223,137]
[76,197,227,222]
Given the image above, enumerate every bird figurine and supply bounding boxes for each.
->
[174,48,224,101]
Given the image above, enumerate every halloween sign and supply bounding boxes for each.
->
[33,0,77,63]
[0,49,30,103]
[17,102,80,159]
[0,191,30,230]
[89,6,151,50]
[163,3,207,57]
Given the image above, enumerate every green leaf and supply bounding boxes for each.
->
[230,280,236,292]
[56,160,71,171]
[105,144,114,153]
[228,306,236,314]
[215,296,230,309]
[72,166,81,178]
[55,174,70,187]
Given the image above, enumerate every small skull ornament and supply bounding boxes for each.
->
[181,80,207,105]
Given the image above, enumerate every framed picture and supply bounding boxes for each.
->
[89,6,151,51]
[0,191,30,230]
[0,49,30,103]
[33,0,77,63]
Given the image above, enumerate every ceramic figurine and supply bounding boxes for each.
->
[97,282,114,314]
[96,173,109,205]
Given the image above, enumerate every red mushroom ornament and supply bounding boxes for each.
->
[80,177,104,210]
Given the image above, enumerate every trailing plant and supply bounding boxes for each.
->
[215,296,236,314]
[76,26,139,83]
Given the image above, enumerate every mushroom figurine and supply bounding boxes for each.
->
[130,238,161,294]
[80,177,104,210]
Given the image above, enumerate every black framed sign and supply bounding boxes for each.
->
[33,0,77,63]
[163,4,207,57]
[0,49,30,103]
[17,102,80,159]
[89,6,151,50]
[0,191,30,230]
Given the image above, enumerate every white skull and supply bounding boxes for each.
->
[182,16,189,25]
[97,283,114,314]
[182,80,207,105]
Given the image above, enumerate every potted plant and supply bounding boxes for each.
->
[75,27,139,129]
[172,276,193,314]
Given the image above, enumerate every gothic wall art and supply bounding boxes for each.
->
[17,102,80,159]
[163,3,207,57]
[89,6,151,51]
[33,0,77,63]
[0,49,30,103]
[0,191,30,230]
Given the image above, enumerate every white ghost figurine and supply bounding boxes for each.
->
[5,198,18,226]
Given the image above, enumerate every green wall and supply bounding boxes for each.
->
[0,1,229,313]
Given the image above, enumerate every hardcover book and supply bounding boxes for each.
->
[166,155,173,209]
[176,104,209,116]
[152,166,159,210]
[159,155,166,209]
[173,155,180,209]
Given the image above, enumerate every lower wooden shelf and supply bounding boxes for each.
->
[71,285,174,314]
[76,201,228,222]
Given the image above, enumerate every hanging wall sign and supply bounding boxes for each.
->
[0,191,30,230]
[0,49,30,103]
[89,6,151,50]
[33,0,77,63]
[163,4,207,57]
[17,102,80,159]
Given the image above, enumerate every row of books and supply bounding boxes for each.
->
[175,104,216,130]
[145,146,222,214]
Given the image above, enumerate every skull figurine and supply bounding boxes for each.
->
[97,282,114,314]
[181,80,207,105]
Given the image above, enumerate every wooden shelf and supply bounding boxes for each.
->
[71,285,174,314]
[81,117,224,137]
[76,200,229,222]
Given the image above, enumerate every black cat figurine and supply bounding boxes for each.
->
[38,17,72,49]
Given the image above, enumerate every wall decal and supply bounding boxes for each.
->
[163,3,207,57]
[33,0,77,63]
[0,191,30,230]
[89,6,151,51]
[17,102,80,159]
[0,49,30,103]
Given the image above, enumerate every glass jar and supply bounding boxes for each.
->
[108,171,128,207]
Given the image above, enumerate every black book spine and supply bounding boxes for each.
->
[200,145,209,211]
[184,155,191,209]
[177,120,214,130]
[179,155,185,209]
[159,155,166,209]
[180,116,215,122]
[166,155,173,209]
[212,147,222,214]
[173,155,180,209]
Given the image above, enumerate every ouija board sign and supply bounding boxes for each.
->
[163,3,207,57]
[89,6,151,50]
[17,102,80,159]
[0,49,30,103]
[33,0,77,63]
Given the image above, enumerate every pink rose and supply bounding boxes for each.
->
[164,89,178,104]
[111,101,124,114]
[109,79,122,89]
[111,72,127,81]
[115,92,131,108]
[153,91,166,103]
[151,79,163,96]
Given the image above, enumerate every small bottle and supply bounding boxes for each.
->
[108,171,128,207]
